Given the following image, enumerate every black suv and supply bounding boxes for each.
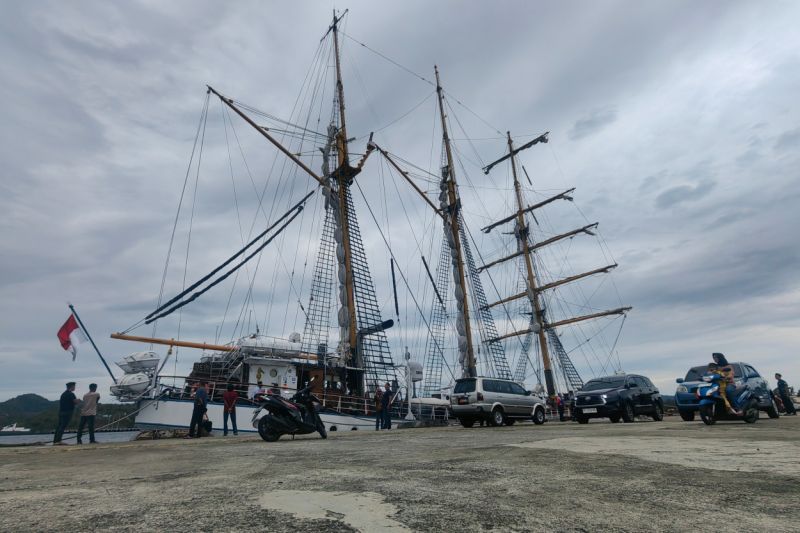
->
[573,374,664,423]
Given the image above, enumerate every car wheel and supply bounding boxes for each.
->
[743,399,759,424]
[532,407,546,425]
[679,410,695,422]
[699,403,716,425]
[458,417,475,428]
[576,416,589,424]
[490,408,505,427]
[621,401,635,423]
[504,419,516,426]
[651,402,664,422]
[766,397,780,419]
[609,415,621,423]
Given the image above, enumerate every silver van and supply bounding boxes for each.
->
[450,377,547,427]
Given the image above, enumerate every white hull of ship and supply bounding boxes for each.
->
[134,397,399,433]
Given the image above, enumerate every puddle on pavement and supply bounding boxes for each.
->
[258,490,410,531]
[508,437,800,476]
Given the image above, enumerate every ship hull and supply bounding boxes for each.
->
[134,397,400,433]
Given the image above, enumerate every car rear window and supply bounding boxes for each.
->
[685,364,742,381]
[454,379,476,393]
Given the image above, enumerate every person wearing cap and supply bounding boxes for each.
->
[775,373,796,415]
[53,382,79,445]
[248,380,265,401]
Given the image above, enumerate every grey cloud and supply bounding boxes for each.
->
[3,1,800,400]
[568,107,617,141]
[774,128,800,152]
[654,180,716,209]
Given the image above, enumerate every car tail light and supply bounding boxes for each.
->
[477,392,484,401]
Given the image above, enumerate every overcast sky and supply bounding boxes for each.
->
[1,1,799,402]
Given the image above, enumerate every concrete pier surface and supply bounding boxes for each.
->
[1,416,798,532]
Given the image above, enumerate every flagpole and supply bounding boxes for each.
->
[68,303,117,384]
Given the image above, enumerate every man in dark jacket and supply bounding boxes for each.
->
[381,382,393,430]
[775,373,796,415]
[187,381,209,438]
[54,382,79,445]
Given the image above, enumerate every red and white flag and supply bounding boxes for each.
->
[57,314,87,361]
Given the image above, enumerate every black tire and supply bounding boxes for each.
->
[651,402,664,422]
[316,418,327,439]
[679,410,695,422]
[258,416,280,442]
[504,419,516,426]
[576,416,589,424]
[532,407,546,425]
[490,407,505,427]
[766,397,780,419]
[743,399,759,424]
[458,417,475,428]
[609,414,621,423]
[699,403,716,425]
[621,401,635,423]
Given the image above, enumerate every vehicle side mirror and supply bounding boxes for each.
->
[625,383,632,388]
[525,390,532,396]
[676,378,684,384]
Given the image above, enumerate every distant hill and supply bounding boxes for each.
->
[0,393,52,418]
[0,393,138,432]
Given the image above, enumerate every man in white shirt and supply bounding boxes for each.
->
[248,381,265,401]
[77,383,100,444]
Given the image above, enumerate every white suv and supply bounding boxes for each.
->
[450,377,547,427]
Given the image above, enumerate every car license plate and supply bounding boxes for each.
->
[458,397,468,405]
[583,408,597,414]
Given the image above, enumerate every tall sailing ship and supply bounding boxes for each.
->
[106,12,630,433]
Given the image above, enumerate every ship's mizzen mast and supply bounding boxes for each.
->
[507,131,556,396]
[435,66,477,378]
[482,131,630,396]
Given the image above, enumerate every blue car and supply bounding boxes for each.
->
[675,362,780,421]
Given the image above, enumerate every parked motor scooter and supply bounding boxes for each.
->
[251,377,327,441]
[696,373,759,425]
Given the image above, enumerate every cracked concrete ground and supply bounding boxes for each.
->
[1,416,798,532]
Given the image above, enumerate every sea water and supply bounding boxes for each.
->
[0,430,140,446]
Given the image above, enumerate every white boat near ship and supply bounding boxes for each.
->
[1,423,31,433]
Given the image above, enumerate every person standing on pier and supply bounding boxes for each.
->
[53,382,79,445]
[222,383,239,436]
[373,386,384,430]
[381,382,393,430]
[187,381,209,438]
[775,373,797,415]
[77,383,100,444]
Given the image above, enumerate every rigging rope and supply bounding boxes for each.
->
[144,194,314,324]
